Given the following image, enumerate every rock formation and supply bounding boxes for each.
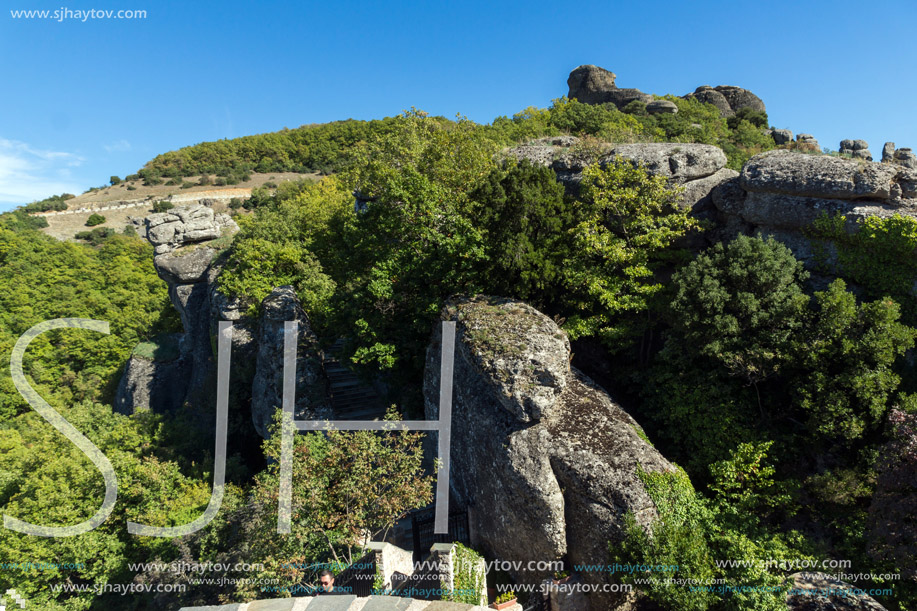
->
[771,129,794,145]
[840,139,872,161]
[710,149,917,279]
[684,85,766,117]
[507,137,735,210]
[424,296,676,610]
[567,65,653,109]
[114,334,188,414]
[786,572,888,610]
[796,133,820,152]
[116,203,245,414]
[250,286,332,438]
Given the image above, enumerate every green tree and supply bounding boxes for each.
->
[791,279,917,441]
[668,235,809,400]
[560,158,697,350]
[85,213,106,227]
[469,159,571,303]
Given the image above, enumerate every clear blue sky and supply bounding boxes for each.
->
[1,0,915,211]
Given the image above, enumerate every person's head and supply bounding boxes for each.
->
[319,570,335,592]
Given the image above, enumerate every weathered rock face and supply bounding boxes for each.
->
[114,335,188,415]
[740,150,917,202]
[146,203,237,255]
[796,133,820,152]
[566,65,653,109]
[786,572,888,610]
[566,64,617,104]
[712,150,917,281]
[424,296,676,610]
[646,99,678,114]
[118,203,245,414]
[772,129,794,145]
[251,286,331,438]
[684,85,766,117]
[840,139,872,161]
[508,139,733,215]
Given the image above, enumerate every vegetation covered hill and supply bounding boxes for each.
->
[2,93,916,610]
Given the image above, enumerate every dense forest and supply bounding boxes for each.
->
[1,97,916,610]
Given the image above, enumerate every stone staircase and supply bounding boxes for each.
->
[323,339,387,420]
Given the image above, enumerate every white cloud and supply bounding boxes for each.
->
[0,138,85,209]
[103,139,131,153]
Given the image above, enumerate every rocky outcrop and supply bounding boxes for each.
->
[840,139,872,161]
[251,286,331,438]
[796,133,820,152]
[146,203,237,255]
[879,142,917,169]
[567,65,653,109]
[772,129,794,145]
[711,150,917,278]
[508,139,734,220]
[114,334,188,414]
[786,572,888,610]
[646,99,678,114]
[117,203,244,414]
[685,85,766,117]
[424,296,676,610]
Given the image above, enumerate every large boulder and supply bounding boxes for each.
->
[424,296,676,610]
[714,85,766,114]
[686,86,733,116]
[566,64,617,105]
[251,286,331,438]
[566,65,653,109]
[146,204,237,255]
[684,85,766,117]
[739,150,911,202]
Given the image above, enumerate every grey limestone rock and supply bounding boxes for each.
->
[714,85,766,114]
[153,246,217,284]
[114,336,189,415]
[251,286,331,438]
[424,296,676,610]
[646,99,678,114]
[566,64,617,105]
[566,65,652,109]
[145,204,238,254]
[686,86,733,116]
[772,129,794,145]
[882,142,896,163]
[740,150,904,201]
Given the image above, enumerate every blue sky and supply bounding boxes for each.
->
[1,0,915,211]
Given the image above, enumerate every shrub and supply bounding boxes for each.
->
[152,201,174,213]
[126,185,137,190]
[85,213,106,227]
[198,174,212,186]
[110,175,121,185]
[264,181,278,189]
[165,177,182,186]
[75,227,115,243]
[180,181,195,189]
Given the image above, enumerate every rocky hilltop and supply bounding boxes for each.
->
[567,64,766,117]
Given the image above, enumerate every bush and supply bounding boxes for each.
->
[152,201,174,213]
[74,227,115,243]
[728,107,769,130]
[110,175,121,185]
[165,177,182,186]
[126,185,137,191]
[180,181,195,189]
[85,213,106,227]
[199,174,212,186]
[264,181,278,189]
